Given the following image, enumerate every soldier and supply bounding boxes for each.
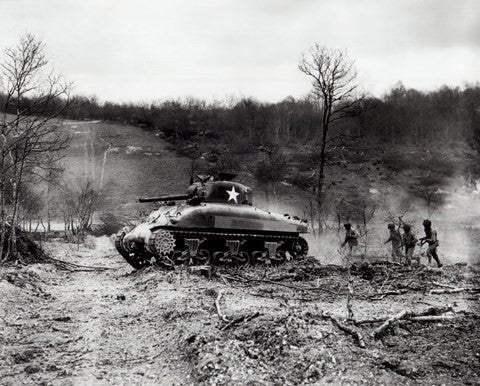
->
[384,223,402,261]
[419,219,443,268]
[401,224,417,266]
[341,223,358,256]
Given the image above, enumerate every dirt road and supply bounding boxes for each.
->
[0,238,193,385]
[1,238,479,385]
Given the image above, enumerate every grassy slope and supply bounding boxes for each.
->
[61,120,192,216]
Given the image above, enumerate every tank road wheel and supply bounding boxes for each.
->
[172,250,190,265]
[218,240,250,266]
[115,227,152,270]
[290,237,309,259]
[172,249,210,265]
[194,249,211,265]
[215,251,251,266]
[271,250,287,265]
[211,239,250,266]
[212,251,225,265]
[235,251,250,265]
[252,250,268,265]
[172,239,210,266]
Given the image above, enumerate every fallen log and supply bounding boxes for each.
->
[369,289,408,300]
[372,305,454,338]
[356,314,457,325]
[411,305,453,316]
[432,281,458,289]
[47,257,114,271]
[373,310,411,339]
[410,315,456,322]
[429,288,465,295]
[220,312,261,331]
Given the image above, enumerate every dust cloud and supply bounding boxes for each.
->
[271,180,480,266]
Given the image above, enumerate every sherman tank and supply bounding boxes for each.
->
[115,174,309,269]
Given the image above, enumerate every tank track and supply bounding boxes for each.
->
[116,227,308,270]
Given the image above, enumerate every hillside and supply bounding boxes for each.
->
[62,120,192,214]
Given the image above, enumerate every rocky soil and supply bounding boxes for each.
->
[1,237,479,385]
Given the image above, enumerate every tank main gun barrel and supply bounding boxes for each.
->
[139,193,193,203]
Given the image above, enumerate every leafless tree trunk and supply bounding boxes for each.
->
[360,203,377,256]
[299,44,365,232]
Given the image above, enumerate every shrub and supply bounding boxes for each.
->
[287,174,314,189]
[381,153,419,171]
[94,212,126,236]
[428,154,456,177]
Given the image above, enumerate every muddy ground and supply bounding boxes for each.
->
[1,237,479,385]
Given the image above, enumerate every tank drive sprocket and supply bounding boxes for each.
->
[148,230,176,256]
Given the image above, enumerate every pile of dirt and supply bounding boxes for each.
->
[183,313,342,385]
[0,267,53,299]
[1,226,50,264]
[378,315,480,382]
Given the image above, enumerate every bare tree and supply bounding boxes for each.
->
[358,201,378,256]
[62,179,103,246]
[18,185,43,232]
[298,44,365,231]
[0,34,73,262]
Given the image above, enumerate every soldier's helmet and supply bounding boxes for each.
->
[344,223,351,229]
[423,219,432,227]
[402,224,411,231]
[388,223,395,230]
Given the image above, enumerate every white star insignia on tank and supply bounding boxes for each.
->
[226,186,239,203]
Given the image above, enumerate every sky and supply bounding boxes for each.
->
[1,0,479,103]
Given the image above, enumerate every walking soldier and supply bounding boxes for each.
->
[419,219,443,268]
[401,224,417,266]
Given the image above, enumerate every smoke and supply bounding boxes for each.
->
[272,178,480,266]
[428,181,480,265]
[243,168,480,266]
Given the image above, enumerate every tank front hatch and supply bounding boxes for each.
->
[204,181,252,205]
